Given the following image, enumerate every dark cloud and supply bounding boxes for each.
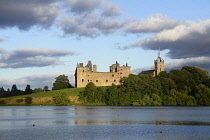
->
[65,0,102,14]
[125,13,180,33]
[58,15,97,38]
[64,0,121,16]
[0,0,59,30]
[128,20,210,59]
[0,47,75,68]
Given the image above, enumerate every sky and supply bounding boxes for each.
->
[1,0,210,90]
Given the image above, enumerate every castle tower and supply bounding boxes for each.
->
[154,51,164,77]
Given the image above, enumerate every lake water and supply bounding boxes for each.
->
[0,106,210,140]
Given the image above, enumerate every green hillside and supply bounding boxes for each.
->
[11,88,85,98]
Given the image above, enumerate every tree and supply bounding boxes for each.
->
[139,94,152,105]
[105,84,119,105]
[25,97,33,105]
[182,66,209,85]
[52,75,73,90]
[33,88,43,93]
[195,84,210,105]
[0,87,5,98]
[82,82,97,103]
[151,94,162,106]
[25,85,33,95]
[53,92,71,105]
[11,85,21,96]
[43,86,49,91]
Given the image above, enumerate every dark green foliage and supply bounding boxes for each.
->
[79,66,210,106]
[25,85,33,95]
[79,82,98,103]
[11,85,21,96]
[25,97,33,104]
[195,84,210,105]
[162,89,196,106]
[16,99,24,103]
[52,75,73,90]
[182,66,209,84]
[33,88,43,93]
[53,92,71,105]
[43,86,49,91]
[105,84,119,105]
[0,99,6,104]
[0,85,34,98]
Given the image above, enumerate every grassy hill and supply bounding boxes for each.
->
[12,88,85,98]
[0,88,85,105]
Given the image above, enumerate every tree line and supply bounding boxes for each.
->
[79,66,210,106]
[0,74,73,98]
[0,85,50,98]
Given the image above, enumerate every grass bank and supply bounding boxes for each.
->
[0,88,85,105]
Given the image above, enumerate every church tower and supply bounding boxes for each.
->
[154,51,164,77]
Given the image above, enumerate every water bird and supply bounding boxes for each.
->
[159,131,162,133]
[33,124,36,127]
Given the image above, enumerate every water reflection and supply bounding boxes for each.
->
[1,106,210,127]
[1,106,210,139]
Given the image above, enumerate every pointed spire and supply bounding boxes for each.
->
[158,46,161,57]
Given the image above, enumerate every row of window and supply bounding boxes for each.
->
[82,79,117,82]
[81,72,123,76]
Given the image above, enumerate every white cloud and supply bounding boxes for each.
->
[125,13,180,33]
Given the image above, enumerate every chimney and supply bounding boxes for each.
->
[93,65,97,72]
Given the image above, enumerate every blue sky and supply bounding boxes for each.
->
[0,0,210,90]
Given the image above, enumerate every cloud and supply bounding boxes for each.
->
[0,0,60,30]
[58,0,123,37]
[128,19,210,59]
[58,12,126,37]
[65,0,102,14]
[125,13,180,33]
[131,57,210,74]
[64,0,121,16]
[0,72,75,90]
[90,19,127,34]
[101,1,122,17]
[165,57,210,72]
[58,15,97,38]
[131,66,154,75]
[0,47,75,68]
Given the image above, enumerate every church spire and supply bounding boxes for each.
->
[158,46,160,57]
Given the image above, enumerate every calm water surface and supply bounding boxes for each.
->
[0,106,210,140]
